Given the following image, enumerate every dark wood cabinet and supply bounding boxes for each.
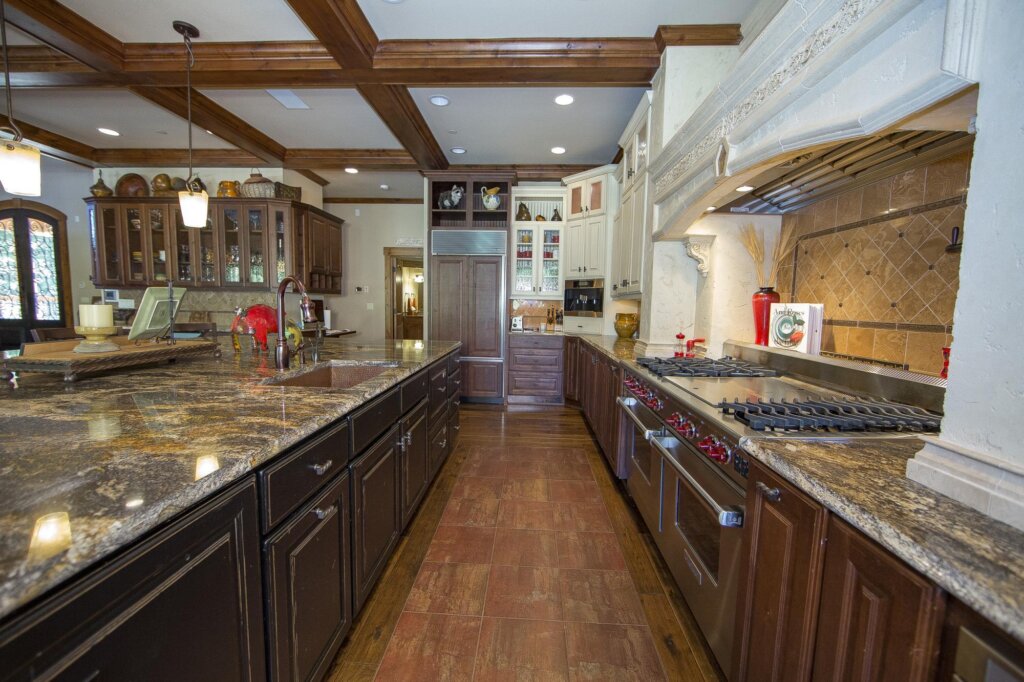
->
[0,480,266,682]
[812,516,945,682]
[429,420,450,479]
[508,334,564,404]
[734,460,828,682]
[86,197,342,294]
[576,344,620,462]
[430,256,467,344]
[464,255,503,358]
[428,360,449,424]
[564,336,580,402]
[351,424,403,613]
[400,399,430,528]
[264,471,352,682]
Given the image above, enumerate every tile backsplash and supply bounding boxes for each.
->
[776,148,971,375]
[510,299,563,330]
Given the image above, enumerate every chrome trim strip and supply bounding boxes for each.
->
[617,396,656,440]
[651,435,744,528]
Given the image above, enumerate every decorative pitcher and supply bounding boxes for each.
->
[481,186,501,211]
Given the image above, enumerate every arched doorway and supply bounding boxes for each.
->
[0,200,73,350]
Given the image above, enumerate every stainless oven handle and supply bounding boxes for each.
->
[650,436,744,528]
[617,396,655,441]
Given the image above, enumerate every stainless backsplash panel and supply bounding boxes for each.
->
[724,340,946,414]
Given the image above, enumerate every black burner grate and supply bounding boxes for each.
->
[719,396,941,432]
[636,356,777,378]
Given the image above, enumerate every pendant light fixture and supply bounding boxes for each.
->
[173,20,208,227]
[0,0,41,197]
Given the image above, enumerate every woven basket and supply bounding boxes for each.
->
[274,182,302,201]
[241,170,275,199]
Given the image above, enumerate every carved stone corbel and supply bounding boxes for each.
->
[681,235,715,277]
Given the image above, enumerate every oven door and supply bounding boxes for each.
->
[649,434,744,672]
[617,396,663,534]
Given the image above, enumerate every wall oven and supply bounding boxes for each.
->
[618,386,746,673]
[564,279,604,317]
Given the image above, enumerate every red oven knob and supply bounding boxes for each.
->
[667,412,683,428]
[678,420,698,439]
[698,436,730,463]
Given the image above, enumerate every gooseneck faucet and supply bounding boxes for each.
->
[276,275,318,370]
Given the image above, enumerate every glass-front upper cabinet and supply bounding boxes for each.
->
[513,227,536,294]
[175,207,194,284]
[271,206,290,287]
[246,207,266,286]
[538,227,562,296]
[123,206,147,285]
[512,225,562,299]
[219,205,243,286]
[89,204,125,285]
[172,205,218,287]
[148,207,170,284]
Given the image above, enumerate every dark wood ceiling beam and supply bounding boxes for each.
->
[293,169,330,186]
[2,0,123,72]
[90,148,264,167]
[123,41,338,72]
[654,24,742,51]
[284,148,418,170]
[354,85,447,170]
[14,118,96,166]
[448,164,594,182]
[129,86,286,164]
[285,0,377,69]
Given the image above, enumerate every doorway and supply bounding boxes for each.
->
[384,247,424,341]
[0,200,73,350]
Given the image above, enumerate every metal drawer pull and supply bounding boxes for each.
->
[453,424,460,431]
[440,439,447,448]
[404,433,413,446]
[756,481,782,503]
[312,505,336,521]
[436,385,447,392]
[616,396,654,440]
[650,437,744,528]
[312,460,333,476]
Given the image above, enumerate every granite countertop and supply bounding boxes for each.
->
[741,437,1024,642]
[0,337,459,621]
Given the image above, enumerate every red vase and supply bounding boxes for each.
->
[752,287,780,346]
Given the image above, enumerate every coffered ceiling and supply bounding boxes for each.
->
[2,0,761,198]
[356,0,760,39]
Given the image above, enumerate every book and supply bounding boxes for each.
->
[768,303,824,354]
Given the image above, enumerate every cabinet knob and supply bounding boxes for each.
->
[453,424,460,431]
[439,439,447,448]
[756,481,782,502]
[312,505,337,521]
[312,459,333,476]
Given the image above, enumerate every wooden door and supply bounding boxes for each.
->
[429,256,466,344]
[309,213,328,272]
[583,215,606,277]
[122,205,149,285]
[327,219,342,276]
[146,205,171,285]
[351,424,402,613]
[264,471,352,682]
[734,460,828,682]
[812,516,945,681]
[464,255,503,358]
[217,204,245,287]
[400,400,430,528]
[89,203,125,286]
[242,205,268,287]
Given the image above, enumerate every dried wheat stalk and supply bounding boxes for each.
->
[739,223,797,289]
[767,225,797,288]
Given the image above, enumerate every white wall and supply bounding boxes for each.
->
[324,203,425,339]
[1,156,99,312]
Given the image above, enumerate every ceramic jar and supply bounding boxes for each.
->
[614,312,639,339]
[217,180,241,198]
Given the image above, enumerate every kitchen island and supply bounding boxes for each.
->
[0,337,460,680]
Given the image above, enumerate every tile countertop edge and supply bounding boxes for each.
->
[740,437,1024,644]
[0,340,460,622]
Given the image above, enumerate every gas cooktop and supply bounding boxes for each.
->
[635,356,777,378]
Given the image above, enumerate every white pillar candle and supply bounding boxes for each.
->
[79,304,114,328]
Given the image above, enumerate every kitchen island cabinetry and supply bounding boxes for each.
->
[0,480,266,682]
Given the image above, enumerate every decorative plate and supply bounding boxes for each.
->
[114,173,150,197]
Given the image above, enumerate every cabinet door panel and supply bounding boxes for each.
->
[587,177,605,216]
[513,226,536,294]
[123,206,148,284]
[0,482,265,682]
[245,206,267,286]
[538,226,562,297]
[564,337,579,402]
[584,215,606,277]
[614,192,632,291]
[628,181,646,291]
[401,400,430,528]
[219,204,244,286]
[351,425,402,612]
[568,182,585,219]
[90,204,125,285]
[812,517,944,682]
[464,256,503,358]
[461,360,503,400]
[734,461,828,682]
[429,420,449,478]
[147,206,170,284]
[265,472,352,682]
[429,256,466,344]
[566,220,584,276]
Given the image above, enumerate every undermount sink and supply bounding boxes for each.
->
[266,362,399,389]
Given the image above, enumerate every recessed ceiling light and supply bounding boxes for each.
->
[429,95,450,107]
[97,128,120,136]
[450,147,467,154]
[737,185,755,192]
[706,206,716,212]
[345,167,358,174]
[380,184,390,190]
[447,129,458,135]
[551,146,566,155]
[555,94,574,106]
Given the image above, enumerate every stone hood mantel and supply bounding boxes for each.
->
[648,0,986,241]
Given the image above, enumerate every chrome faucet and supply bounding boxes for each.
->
[276,275,317,370]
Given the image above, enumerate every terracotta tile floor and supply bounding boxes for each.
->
[373,440,670,680]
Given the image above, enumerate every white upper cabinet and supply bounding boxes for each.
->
[612,91,652,298]
[510,187,566,300]
[562,165,617,281]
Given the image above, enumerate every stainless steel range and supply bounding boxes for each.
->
[616,352,942,674]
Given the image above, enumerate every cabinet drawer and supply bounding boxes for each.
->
[401,370,428,413]
[259,423,350,532]
[508,372,563,396]
[509,348,563,373]
[448,351,460,375]
[351,387,401,455]
[264,471,351,682]
[429,420,449,478]
[428,361,449,421]
[448,404,461,452]
[448,369,461,399]
[509,334,564,350]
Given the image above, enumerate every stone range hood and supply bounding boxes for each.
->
[648,0,982,240]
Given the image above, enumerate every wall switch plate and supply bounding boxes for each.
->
[366,302,374,310]
[355,209,361,217]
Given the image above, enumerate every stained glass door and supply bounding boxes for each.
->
[0,207,69,350]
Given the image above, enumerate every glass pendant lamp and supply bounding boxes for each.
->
[0,0,41,197]
[173,20,208,227]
